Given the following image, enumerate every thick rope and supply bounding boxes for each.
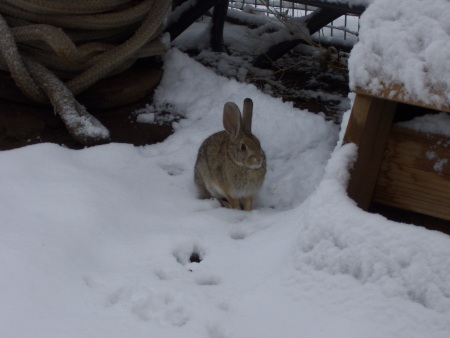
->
[23,56,111,145]
[0,0,171,146]
[1,0,131,15]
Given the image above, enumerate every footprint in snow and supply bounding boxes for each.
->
[230,230,247,240]
[160,163,185,176]
[107,285,190,326]
[195,274,220,286]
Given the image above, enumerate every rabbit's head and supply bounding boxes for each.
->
[223,99,265,170]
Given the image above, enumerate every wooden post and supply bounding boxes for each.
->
[343,94,397,209]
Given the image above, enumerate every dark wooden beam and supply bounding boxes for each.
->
[288,0,366,15]
[343,94,397,210]
[253,8,344,67]
[211,0,229,52]
[165,0,223,41]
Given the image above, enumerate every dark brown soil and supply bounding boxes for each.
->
[0,98,174,151]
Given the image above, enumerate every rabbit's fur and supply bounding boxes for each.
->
[194,98,266,211]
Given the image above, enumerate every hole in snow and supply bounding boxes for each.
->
[189,252,202,263]
[173,244,204,265]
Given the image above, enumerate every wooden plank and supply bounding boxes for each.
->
[373,126,450,221]
[374,164,450,220]
[355,85,450,113]
[343,94,397,209]
[381,126,450,174]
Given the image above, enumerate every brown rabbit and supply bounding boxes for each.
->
[194,98,266,211]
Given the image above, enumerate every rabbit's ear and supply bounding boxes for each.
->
[242,98,253,133]
[223,102,242,138]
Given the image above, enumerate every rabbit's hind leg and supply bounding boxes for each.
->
[242,196,253,211]
[222,193,242,210]
[219,198,233,209]
[194,175,212,199]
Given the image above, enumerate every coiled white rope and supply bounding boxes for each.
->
[0,0,171,145]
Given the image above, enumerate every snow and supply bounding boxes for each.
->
[425,150,448,175]
[398,112,450,138]
[231,0,373,8]
[349,0,450,108]
[2,3,450,338]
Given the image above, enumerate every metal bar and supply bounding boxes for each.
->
[344,14,347,40]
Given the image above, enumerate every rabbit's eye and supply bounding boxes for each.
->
[240,143,247,151]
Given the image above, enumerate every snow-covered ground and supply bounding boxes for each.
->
[172,7,352,119]
[1,1,450,337]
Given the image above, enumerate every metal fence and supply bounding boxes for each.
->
[228,0,360,42]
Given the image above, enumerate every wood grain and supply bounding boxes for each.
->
[373,126,450,221]
[343,94,397,209]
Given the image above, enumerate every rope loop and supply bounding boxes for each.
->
[0,0,171,145]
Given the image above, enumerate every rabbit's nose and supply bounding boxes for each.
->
[255,153,264,164]
[247,152,264,168]
[256,150,265,163]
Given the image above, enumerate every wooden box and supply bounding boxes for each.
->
[343,87,450,221]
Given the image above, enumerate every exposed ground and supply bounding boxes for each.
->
[0,48,351,150]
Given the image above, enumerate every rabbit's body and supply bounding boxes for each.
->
[194,99,266,211]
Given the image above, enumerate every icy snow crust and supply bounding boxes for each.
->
[1,49,450,338]
[349,0,450,108]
